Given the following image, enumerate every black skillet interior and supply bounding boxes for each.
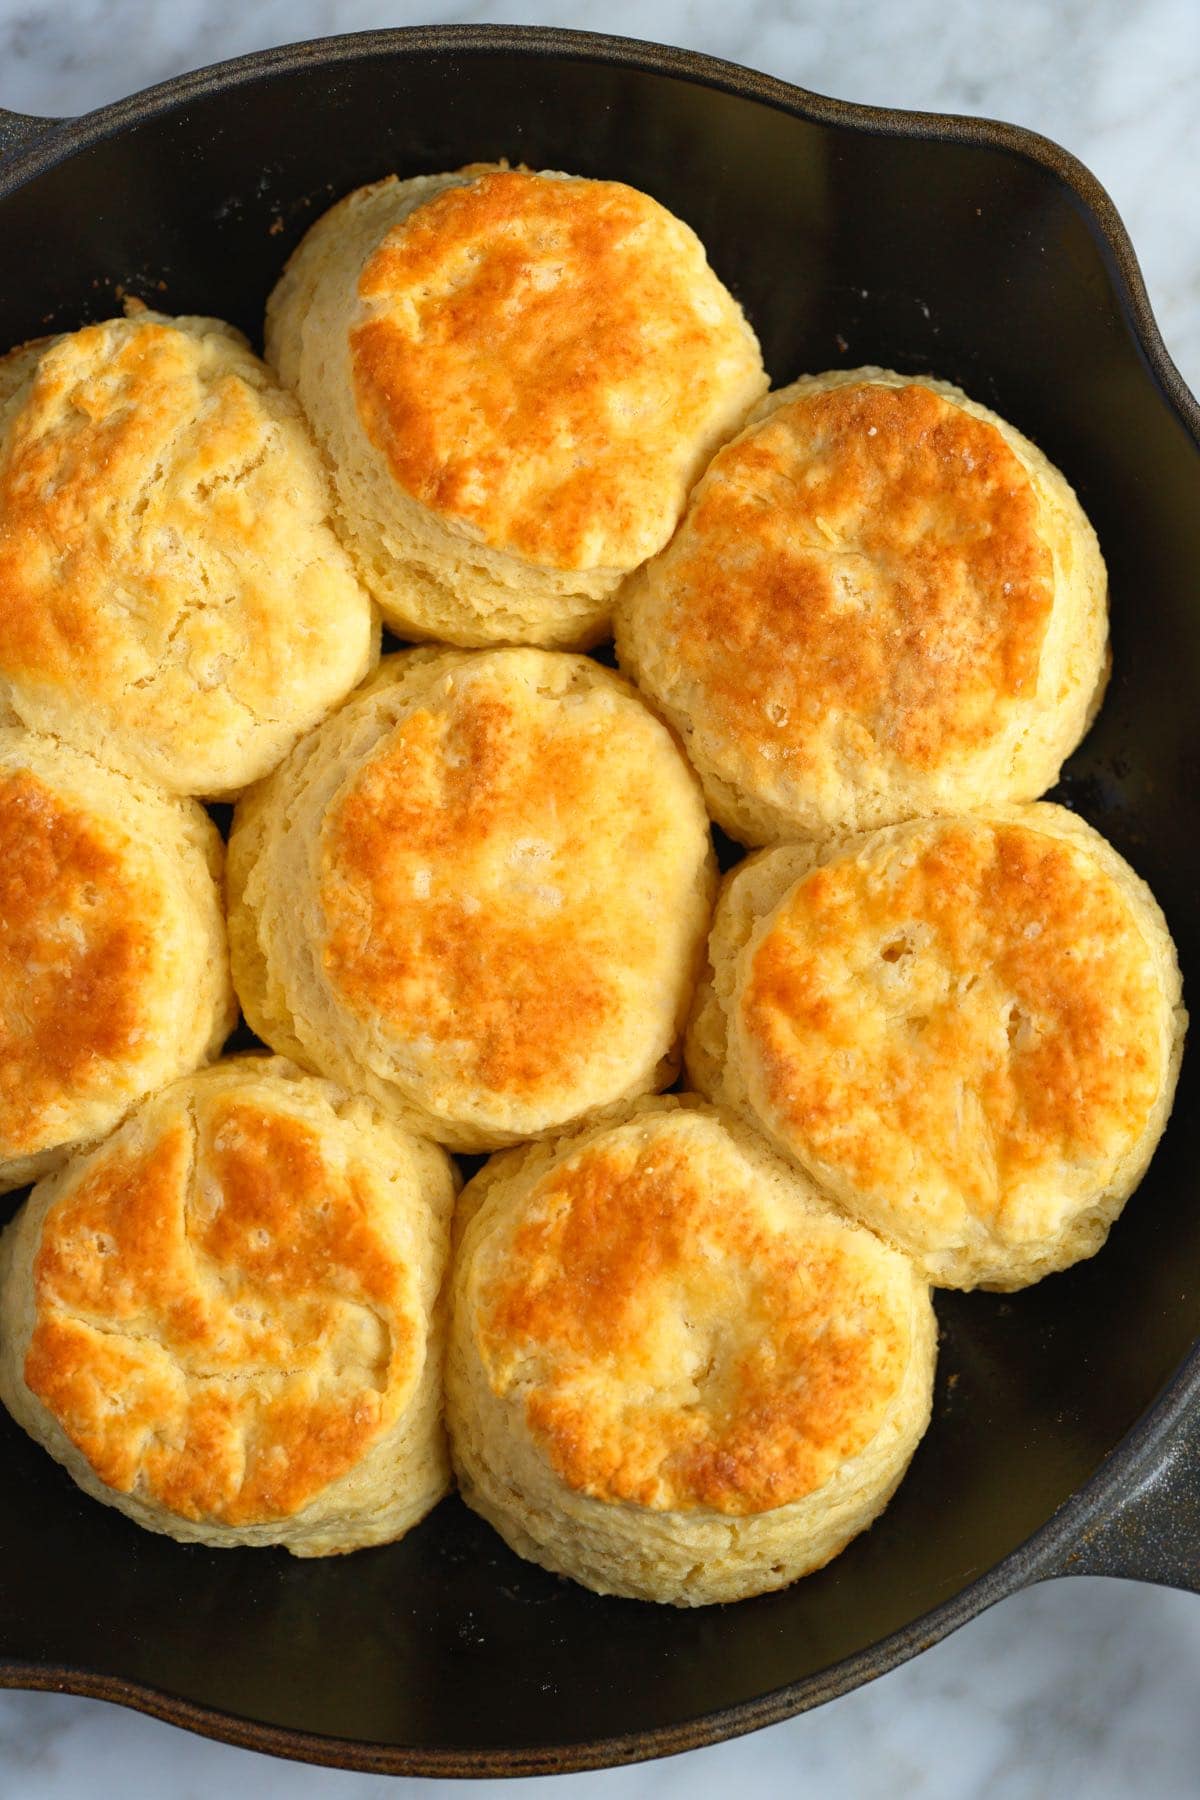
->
[0,31,1198,1776]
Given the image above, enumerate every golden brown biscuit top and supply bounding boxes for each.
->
[319,654,711,1127]
[25,1091,420,1524]
[0,768,160,1158]
[350,170,765,570]
[640,378,1053,779]
[738,816,1167,1236]
[0,315,369,790]
[0,319,268,680]
[471,1116,912,1514]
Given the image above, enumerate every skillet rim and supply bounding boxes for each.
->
[1,22,1196,441]
[0,1355,1193,1781]
[0,22,1197,1777]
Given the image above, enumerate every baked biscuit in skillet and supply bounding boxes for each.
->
[227,647,716,1152]
[687,806,1185,1289]
[0,728,234,1195]
[447,1097,937,1605]
[0,1056,457,1554]
[616,368,1109,844]
[266,167,767,648]
[0,311,377,798]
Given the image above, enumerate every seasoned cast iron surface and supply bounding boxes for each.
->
[0,35,1197,1769]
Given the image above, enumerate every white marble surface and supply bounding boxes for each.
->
[0,0,1197,391]
[1,2,1199,1795]
[2,1579,1200,1797]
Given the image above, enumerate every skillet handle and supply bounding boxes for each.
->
[0,108,59,163]
[1047,1415,1200,1592]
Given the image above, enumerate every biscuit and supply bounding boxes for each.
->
[228,647,715,1152]
[447,1097,936,1605]
[688,807,1186,1289]
[0,1056,458,1555]
[616,368,1109,843]
[266,168,767,648]
[0,311,378,798]
[0,729,235,1194]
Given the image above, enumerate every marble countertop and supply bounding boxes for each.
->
[1,0,1197,393]
[1,2,1198,1795]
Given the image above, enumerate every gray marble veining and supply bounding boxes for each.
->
[0,3,1198,1796]
[0,0,1196,385]
[2,1581,1200,1798]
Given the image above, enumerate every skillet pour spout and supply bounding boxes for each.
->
[0,25,1198,1776]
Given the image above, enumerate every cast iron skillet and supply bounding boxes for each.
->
[0,24,1197,1779]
